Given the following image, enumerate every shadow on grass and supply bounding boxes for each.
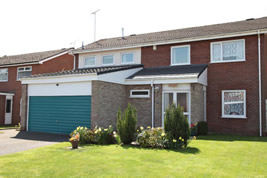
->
[121,144,200,154]
[196,134,267,142]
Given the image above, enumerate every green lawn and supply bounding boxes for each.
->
[0,135,267,177]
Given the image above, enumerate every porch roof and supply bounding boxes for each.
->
[0,91,15,96]
[128,64,208,79]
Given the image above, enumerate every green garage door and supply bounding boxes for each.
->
[28,96,91,134]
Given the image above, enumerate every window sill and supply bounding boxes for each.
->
[210,59,246,64]
[221,116,247,119]
[129,96,150,99]
[170,63,190,66]
[0,80,8,82]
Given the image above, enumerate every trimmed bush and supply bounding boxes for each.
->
[164,104,190,148]
[117,104,137,144]
[197,121,208,135]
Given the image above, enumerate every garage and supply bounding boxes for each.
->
[25,79,92,134]
[28,96,91,134]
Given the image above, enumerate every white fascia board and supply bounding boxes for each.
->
[125,76,199,85]
[21,73,97,84]
[198,68,208,86]
[38,49,73,64]
[132,74,198,80]
[73,29,267,54]
[0,92,15,96]
[98,67,143,84]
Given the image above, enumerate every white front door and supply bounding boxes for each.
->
[162,91,191,126]
[5,95,13,125]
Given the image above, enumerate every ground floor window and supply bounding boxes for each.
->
[162,91,190,125]
[222,90,246,118]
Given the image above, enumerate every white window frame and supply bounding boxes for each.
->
[222,90,246,119]
[130,90,150,98]
[0,68,8,82]
[84,56,96,67]
[171,45,191,66]
[121,52,134,64]
[210,39,246,63]
[17,66,32,80]
[102,55,114,66]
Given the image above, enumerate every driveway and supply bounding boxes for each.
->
[0,129,68,156]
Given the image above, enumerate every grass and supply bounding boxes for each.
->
[0,135,267,177]
[0,125,16,130]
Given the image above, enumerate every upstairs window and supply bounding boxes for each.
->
[222,90,246,118]
[17,66,32,80]
[211,39,245,63]
[84,56,96,67]
[102,55,114,65]
[122,53,134,64]
[171,45,190,65]
[0,68,8,82]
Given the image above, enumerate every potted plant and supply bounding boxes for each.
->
[69,133,80,149]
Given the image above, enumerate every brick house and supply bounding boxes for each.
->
[20,17,267,136]
[0,48,74,125]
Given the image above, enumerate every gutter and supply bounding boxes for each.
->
[258,30,262,136]
[73,29,267,54]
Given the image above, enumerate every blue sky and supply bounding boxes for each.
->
[0,0,267,56]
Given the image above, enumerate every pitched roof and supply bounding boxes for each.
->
[74,16,267,53]
[23,64,143,79]
[0,48,73,66]
[128,64,208,79]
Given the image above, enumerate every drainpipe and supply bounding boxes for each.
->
[258,30,262,136]
[151,80,154,128]
[69,52,76,70]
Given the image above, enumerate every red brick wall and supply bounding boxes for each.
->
[141,35,264,136]
[0,95,5,125]
[0,53,74,125]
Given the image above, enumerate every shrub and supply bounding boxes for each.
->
[164,104,190,148]
[117,104,137,144]
[136,127,167,148]
[197,121,208,135]
[190,123,198,136]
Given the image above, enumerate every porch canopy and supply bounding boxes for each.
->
[0,92,15,96]
[125,64,208,85]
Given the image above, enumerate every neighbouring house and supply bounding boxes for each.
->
[20,17,267,136]
[0,48,74,125]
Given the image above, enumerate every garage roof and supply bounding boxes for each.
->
[24,64,144,78]
[128,64,208,79]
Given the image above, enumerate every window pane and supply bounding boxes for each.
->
[224,92,244,103]
[0,69,8,81]
[103,55,113,65]
[6,99,11,113]
[212,43,221,61]
[18,71,32,79]
[177,93,188,112]
[224,103,244,116]
[223,40,244,61]
[132,91,149,95]
[172,46,189,64]
[84,57,95,66]
[122,53,134,63]
[164,93,173,111]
